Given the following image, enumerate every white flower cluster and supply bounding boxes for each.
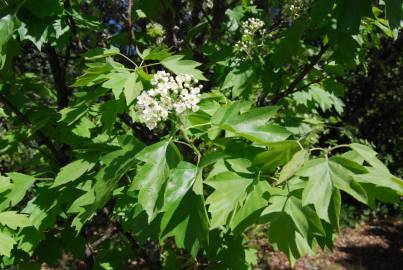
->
[283,0,312,22]
[240,17,266,36]
[135,71,202,129]
[203,0,213,9]
[235,17,266,53]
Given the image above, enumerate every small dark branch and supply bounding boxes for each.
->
[212,0,226,42]
[63,43,71,70]
[159,0,182,47]
[159,0,174,46]
[256,91,268,107]
[295,77,325,92]
[127,0,136,46]
[91,226,116,248]
[84,243,94,270]
[44,44,70,110]
[63,0,83,52]
[64,0,78,34]
[0,94,32,128]
[200,7,214,30]
[270,44,329,105]
[0,93,66,165]
[267,19,286,35]
[191,0,203,27]
[118,113,157,144]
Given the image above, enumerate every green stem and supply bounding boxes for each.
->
[180,128,201,163]
[329,144,351,152]
[35,178,53,181]
[183,122,211,130]
[309,147,325,153]
[118,53,138,68]
[140,62,161,69]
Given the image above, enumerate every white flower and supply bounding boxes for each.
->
[236,17,266,54]
[192,105,199,112]
[135,70,203,129]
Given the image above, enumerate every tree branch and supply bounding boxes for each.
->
[118,113,157,144]
[212,0,226,42]
[127,0,136,46]
[270,44,329,105]
[44,44,70,110]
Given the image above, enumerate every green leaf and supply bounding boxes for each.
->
[17,227,45,256]
[100,99,124,131]
[309,85,344,114]
[293,85,344,114]
[71,116,96,138]
[224,106,279,127]
[330,156,368,174]
[130,141,181,222]
[142,47,172,61]
[0,230,16,257]
[72,62,113,87]
[52,159,96,188]
[130,142,169,222]
[272,21,305,66]
[297,159,335,222]
[101,71,143,104]
[163,161,197,211]
[229,180,270,233]
[161,55,206,80]
[102,72,130,99]
[59,102,88,125]
[0,108,6,118]
[160,191,209,256]
[205,171,254,228]
[350,143,389,173]
[0,14,15,69]
[278,150,308,184]
[17,17,51,50]
[82,46,120,60]
[0,211,30,229]
[0,173,35,211]
[310,0,335,25]
[123,72,143,105]
[208,101,252,140]
[222,63,256,97]
[353,167,403,194]
[24,186,77,231]
[69,136,144,231]
[297,158,367,221]
[24,0,63,19]
[253,141,300,172]
[384,0,403,29]
[260,195,313,265]
[335,0,372,34]
[53,18,70,39]
[221,107,291,144]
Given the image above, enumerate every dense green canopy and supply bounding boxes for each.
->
[0,0,402,269]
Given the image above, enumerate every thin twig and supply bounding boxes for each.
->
[127,0,136,46]
[270,44,329,105]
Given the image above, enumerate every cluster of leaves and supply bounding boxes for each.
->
[0,0,402,269]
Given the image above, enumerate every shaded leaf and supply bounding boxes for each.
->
[52,159,96,188]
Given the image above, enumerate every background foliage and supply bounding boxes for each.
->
[0,0,402,269]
